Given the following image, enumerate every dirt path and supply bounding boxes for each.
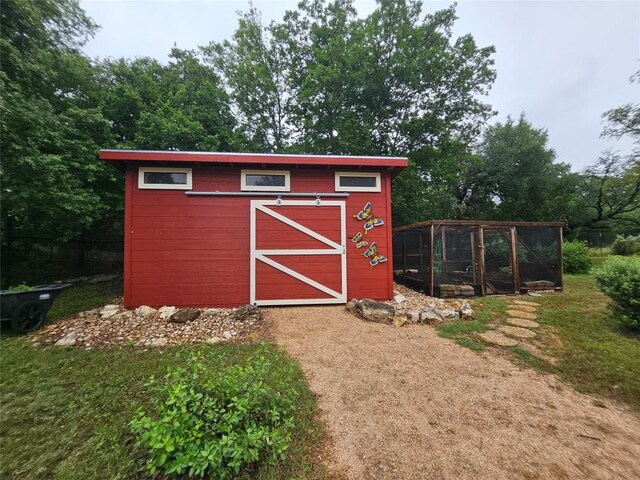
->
[267,306,640,480]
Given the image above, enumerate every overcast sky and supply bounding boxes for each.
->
[81,0,640,171]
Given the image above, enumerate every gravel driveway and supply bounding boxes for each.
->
[267,306,640,480]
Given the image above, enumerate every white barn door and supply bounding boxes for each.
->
[250,200,347,306]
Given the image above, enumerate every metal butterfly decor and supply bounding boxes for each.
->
[350,232,369,249]
[354,202,384,234]
[363,242,388,268]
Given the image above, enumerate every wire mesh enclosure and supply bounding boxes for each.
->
[392,220,564,297]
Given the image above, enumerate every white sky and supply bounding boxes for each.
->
[81,0,640,171]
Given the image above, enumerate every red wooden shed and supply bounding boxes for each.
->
[100,150,408,308]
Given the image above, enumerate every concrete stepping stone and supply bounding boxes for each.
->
[479,331,518,347]
[499,325,536,339]
[507,318,540,328]
[507,310,537,320]
[512,300,540,307]
[508,305,537,313]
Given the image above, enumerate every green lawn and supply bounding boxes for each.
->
[0,283,328,479]
[442,275,640,410]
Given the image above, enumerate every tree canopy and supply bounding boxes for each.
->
[1,0,638,256]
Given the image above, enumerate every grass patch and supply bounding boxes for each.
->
[467,274,640,409]
[48,280,123,322]
[0,338,327,479]
[437,320,492,339]
[534,274,640,409]
[455,337,485,352]
[437,319,492,354]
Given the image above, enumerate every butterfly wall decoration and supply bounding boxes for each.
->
[350,232,368,249]
[354,202,384,234]
[363,242,388,268]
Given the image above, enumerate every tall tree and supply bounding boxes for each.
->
[98,49,239,151]
[0,0,118,242]
[470,114,574,222]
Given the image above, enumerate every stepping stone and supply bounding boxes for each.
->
[507,310,537,320]
[479,331,518,347]
[512,300,540,308]
[508,305,537,313]
[499,325,536,339]
[507,318,540,328]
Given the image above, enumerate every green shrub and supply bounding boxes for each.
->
[610,235,640,256]
[595,256,640,331]
[563,240,592,274]
[130,344,300,478]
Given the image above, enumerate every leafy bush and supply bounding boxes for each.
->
[610,235,640,256]
[595,256,640,331]
[563,240,592,274]
[9,282,31,292]
[130,344,300,478]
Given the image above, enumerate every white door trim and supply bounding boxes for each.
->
[250,200,347,306]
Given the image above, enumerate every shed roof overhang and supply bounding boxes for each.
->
[100,149,408,178]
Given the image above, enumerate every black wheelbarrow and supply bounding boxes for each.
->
[0,284,71,333]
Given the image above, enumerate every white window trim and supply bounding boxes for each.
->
[138,167,192,190]
[335,171,381,192]
[241,169,291,192]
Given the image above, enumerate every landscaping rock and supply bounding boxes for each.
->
[393,315,407,327]
[507,318,540,329]
[499,325,536,339]
[204,308,223,315]
[55,330,77,347]
[149,337,168,347]
[507,310,537,320]
[223,331,233,339]
[135,305,157,317]
[420,307,443,325]
[158,306,177,320]
[439,284,475,297]
[437,308,459,320]
[206,336,225,344]
[479,331,518,347]
[234,304,262,322]
[393,294,407,304]
[347,298,395,323]
[110,311,133,322]
[406,310,420,323]
[509,305,537,313]
[99,304,120,319]
[512,300,540,308]
[460,300,475,320]
[169,308,201,323]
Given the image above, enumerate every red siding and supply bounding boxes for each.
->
[125,166,394,307]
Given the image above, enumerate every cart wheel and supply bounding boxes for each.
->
[10,301,46,333]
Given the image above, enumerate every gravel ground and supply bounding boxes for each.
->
[31,300,268,348]
[268,306,640,480]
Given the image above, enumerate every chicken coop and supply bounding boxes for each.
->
[392,220,564,297]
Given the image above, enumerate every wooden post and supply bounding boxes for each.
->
[558,227,564,291]
[429,225,435,297]
[441,226,447,277]
[402,232,407,282]
[511,227,520,293]
[470,229,477,285]
[478,226,486,296]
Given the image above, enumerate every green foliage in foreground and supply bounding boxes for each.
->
[563,240,592,274]
[131,345,301,478]
[0,338,326,479]
[595,256,640,331]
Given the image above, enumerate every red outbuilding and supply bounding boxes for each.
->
[100,150,408,308]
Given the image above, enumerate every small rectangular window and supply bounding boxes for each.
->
[335,172,381,192]
[241,170,290,191]
[138,167,192,190]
